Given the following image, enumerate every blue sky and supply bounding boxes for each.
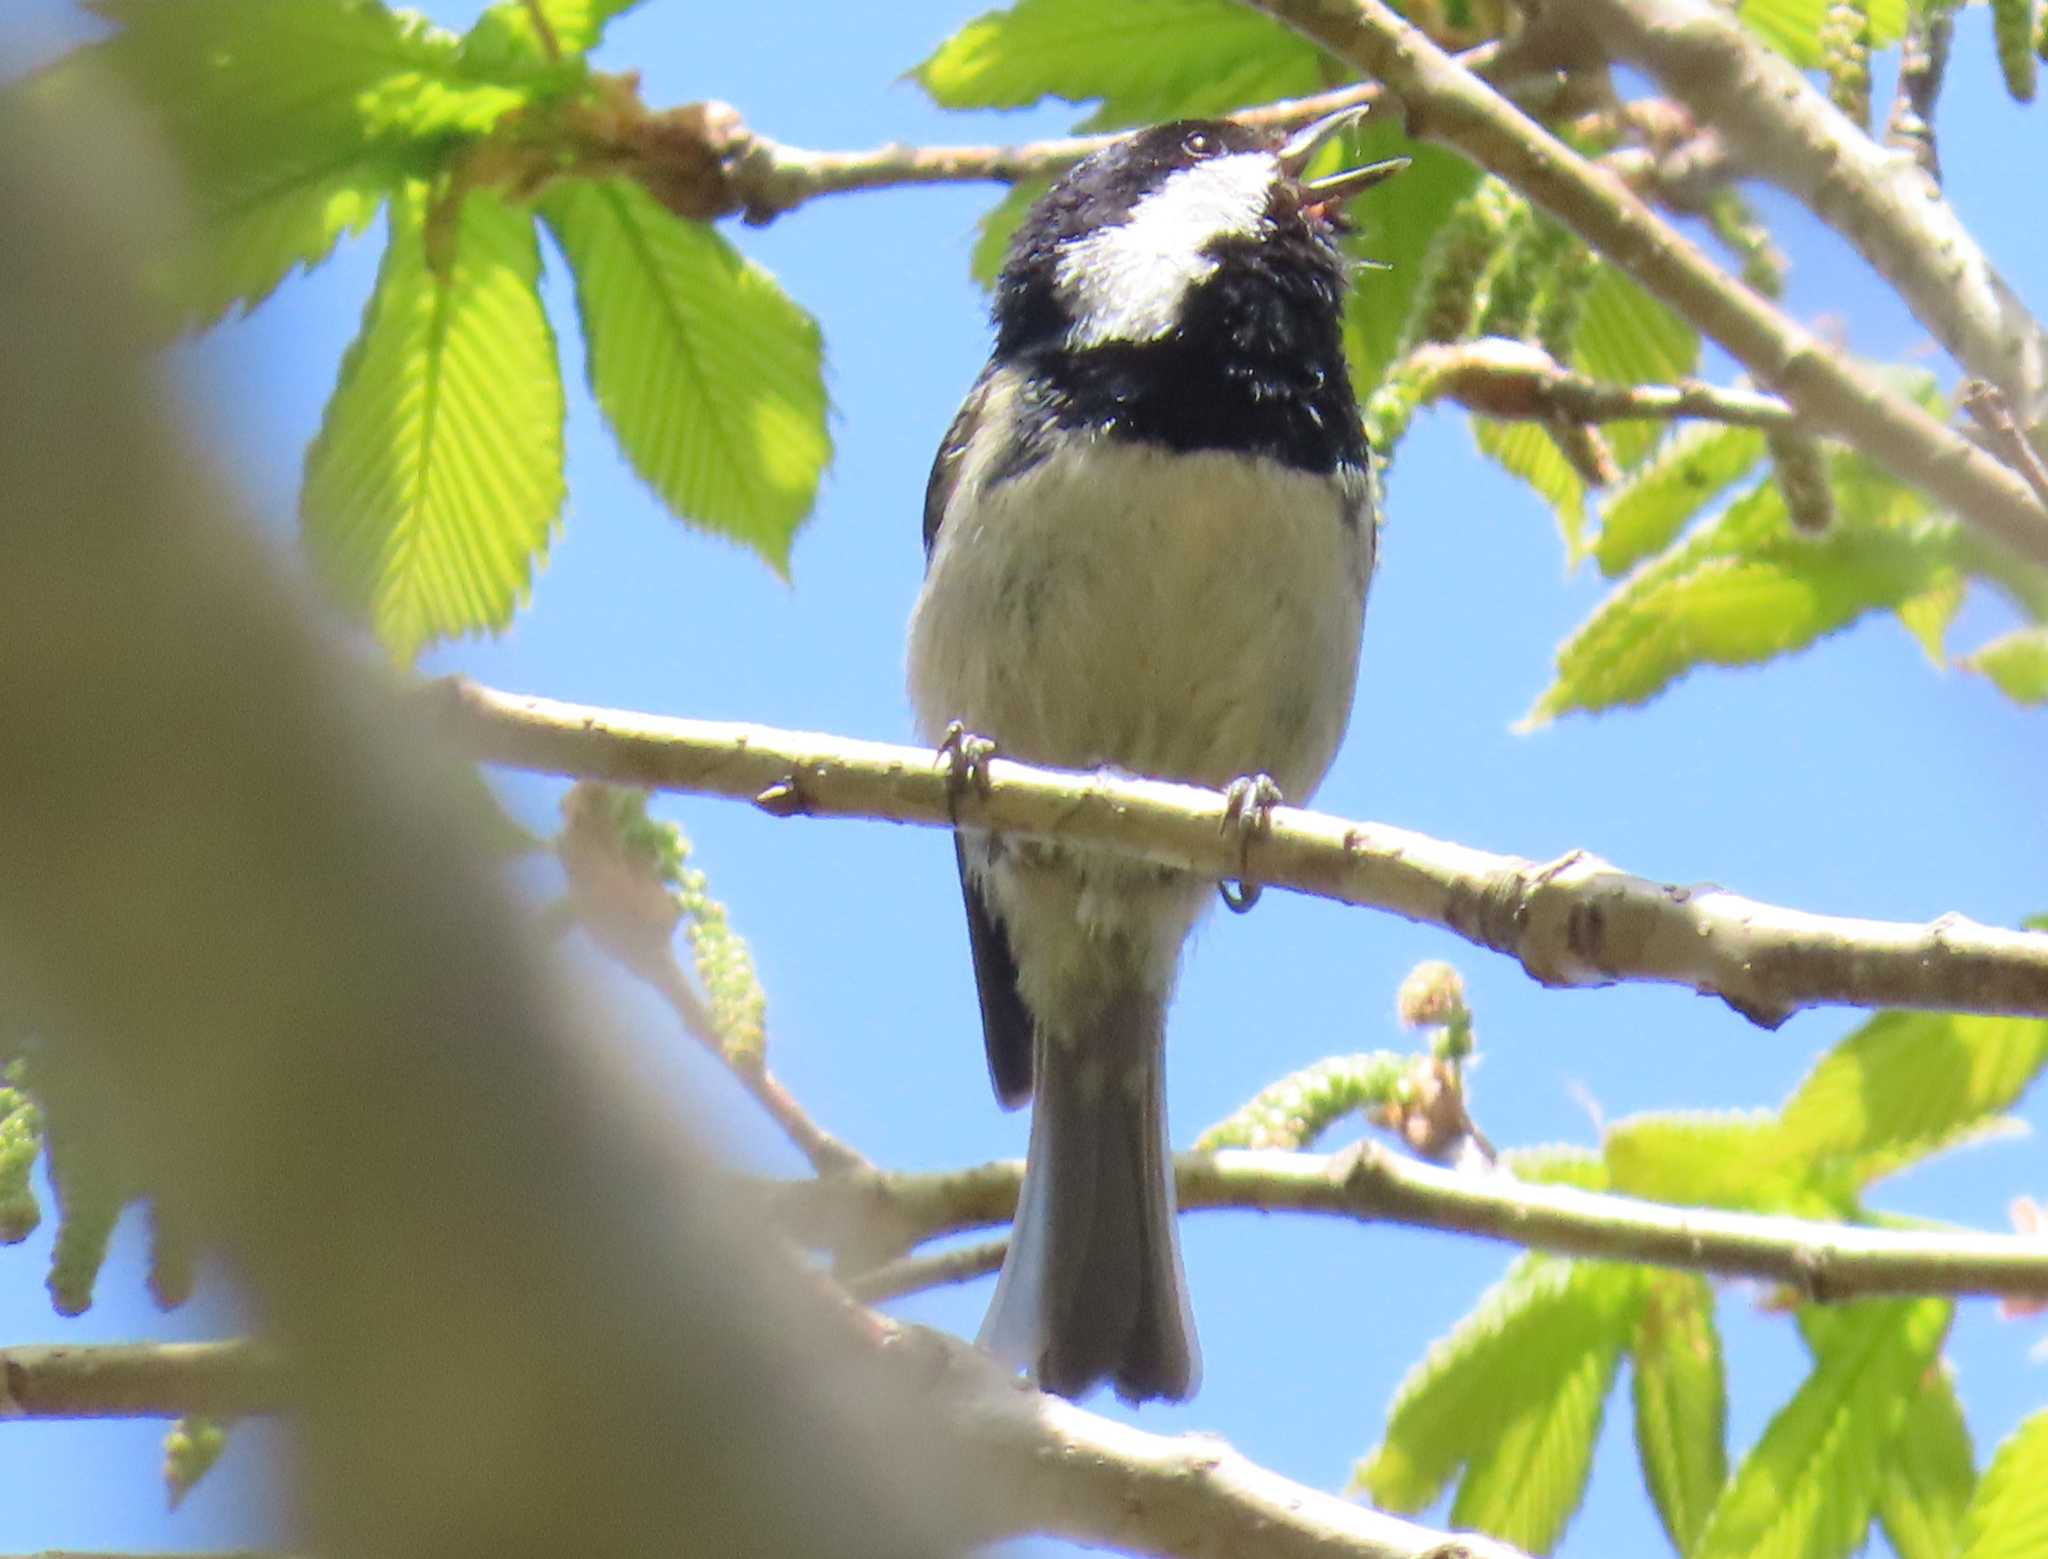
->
[2,3,2044,1555]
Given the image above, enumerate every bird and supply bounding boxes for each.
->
[906,106,1404,1404]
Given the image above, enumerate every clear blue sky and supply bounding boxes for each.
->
[2,3,2044,1554]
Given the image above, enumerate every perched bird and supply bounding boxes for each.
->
[907,107,1403,1403]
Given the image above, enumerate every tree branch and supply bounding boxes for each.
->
[0,1339,1531,1559]
[432,679,2048,1027]
[1405,337,1795,428]
[801,1146,2048,1306]
[0,1342,285,1419]
[1238,0,2048,571]
[1577,0,2046,418]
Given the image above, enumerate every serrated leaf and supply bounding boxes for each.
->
[1964,626,2048,704]
[1345,136,1484,392]
[1500,1143,1610,1191]
[462,0,644,66]
[301,187,565,662]
[1880,1361,1975,1559]
[1357,1256,1642,1553]
[49,0,541,326]
[1632,1273,1728,1554]
[542,179,830,571]
[1959,1408,2048,1559]
[1603,1111,1828,1215]
[1593,422,1769,577]
[1695,1297,1951,1559]
[1528,457,1954,724]
[1896,566,1965,667]
[1777,1011,2048,1188]
[1736,0,1906,66]
[1568,263,1698,471]
[1475,417,1586,551]
[913,0,1326,126]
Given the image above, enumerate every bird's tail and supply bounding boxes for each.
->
[978,986,1200,1403]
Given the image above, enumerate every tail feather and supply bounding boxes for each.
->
[978,987,1199,1404]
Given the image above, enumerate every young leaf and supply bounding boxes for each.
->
[913,0,1326,126]
[969,178,1049,290]
[301,187,566,663]
[542,179,830,573]
[1879,1362,1975,1559]
[1603,1110,1824,1215]
[462,0,645,66]
[1776,1010,2048,1187]
[1345,138,1483,393]
[1958,1407,2048,1559]
[1631,1273,1728,1555]
[1735,0,1907,67]
[1527,459,1955,725]
[1694,1297,1950,1559]
[53,0,537,326]
[1567,263,1698,471]
[1499,1143,1610,1191]
[1592,422,1770,578]
[1474,418,1587,553]
[1964,626,2048,704]
[1356,1256,1643,1554]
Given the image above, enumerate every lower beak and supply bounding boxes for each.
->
[1275,102,1409,209]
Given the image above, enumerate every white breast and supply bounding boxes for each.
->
[908,429,1373,805]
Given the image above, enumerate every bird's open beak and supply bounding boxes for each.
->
[1276,103,1410,208]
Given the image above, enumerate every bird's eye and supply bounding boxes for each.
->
[1181,129,1217,158]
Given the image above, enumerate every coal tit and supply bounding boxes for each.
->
[907,107,1404,1403]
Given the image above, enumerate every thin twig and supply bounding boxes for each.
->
[843,1238,1009,1304]
[1406,337,1796,427]
[1960,380,2048,510]
[1236,0,2048,568]
[432,679,2048,1028]
[784,1147,2048,1306]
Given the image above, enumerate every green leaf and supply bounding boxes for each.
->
[1695,1298,1951,1559]
[1631,1273,1728,1554]
[1964,626,2048,704]
[1959,1408,2048,1559]
[1345,137,1485,392]
[913,0,1327,126]
[1568,263,1699,471]
[1357,1257,1642,1553]
[1895,566,1966,667]
[462,0,644,66]
[1499,1143,1610,1191]
[1776,1011,2048,1187]
[1527,457,1954,725]
[1879,1362,1975,1559]
[1603,1110,1825,1215]
[1592,422,1769,578]
[1474,418,1586,552]
[542,180,830,572]
[301,187,566,663]
[969,178,1048,290]
[52,0,539,326]
[1736,0,1907,66]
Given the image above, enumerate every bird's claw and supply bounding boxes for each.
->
[1218,772,1283,914]
[938,721,997,821]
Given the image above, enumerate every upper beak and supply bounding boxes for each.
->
[1276,102,1410,207]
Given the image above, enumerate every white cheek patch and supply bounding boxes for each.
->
[1055,151,1277,349]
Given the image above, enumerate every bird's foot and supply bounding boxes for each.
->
[1218,772,1283,914]
[938,721,998,822]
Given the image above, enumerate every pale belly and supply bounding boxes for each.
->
[908,439,1373,804]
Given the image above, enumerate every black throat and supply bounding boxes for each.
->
[993,225,1368,478]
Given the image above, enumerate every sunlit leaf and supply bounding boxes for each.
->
[1603,1110,1826,1215]
[1958,1408,2048,1559]
[1695,1298,1951,1559]
[1592,422,1769,578]
[1500,1144,1610,1191]
[54,0,542,326]
[1346,136,1485,392]
[1568,263,1698,470]
[301,187,565,662]
[1964,626,2048,705]
[1357,1256,1642,1553]
[1880,1362,1975,1559]
[1475,417,1586,552]
[1736,0,1906,66]
[542,178,831,571]
[1631,1273,1727,1554]
[913,0,1326,125]
[461,0,644,66]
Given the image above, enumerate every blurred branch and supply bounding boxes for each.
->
[435,679,2048,1027]
[1961,380,2048,511]
[0,1342,284,1419]
[802,1146,2048,1306]
[1580,0,2045,416]
[0,1337,1534,1559]
[1237,0,2048,571]
[1406,337,1795,427]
